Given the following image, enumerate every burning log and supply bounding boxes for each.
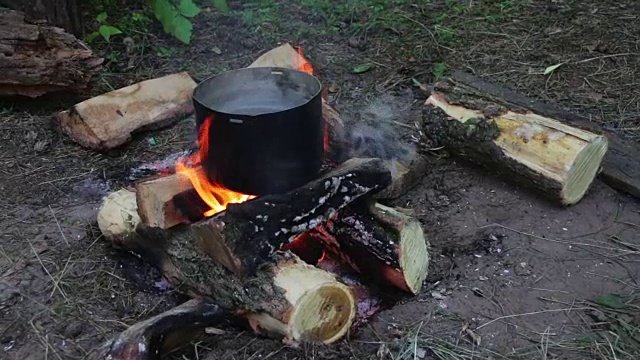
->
[311,202,429,295]
[97,189,357,346]
[0,8,103,97]
[86,299,230,360]
[423,78,609,205]
[56,72,197,150]
[190,158,392,276]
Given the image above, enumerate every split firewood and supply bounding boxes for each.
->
[0,8,103,97]
[96,189,356,346]
[191,158,392,276]
[423,79,609,205]
[448,71,640,200]
[312,201,430,295]
[86,299,230,360]
[56,72,197,150]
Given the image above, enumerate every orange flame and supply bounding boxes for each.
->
[175,115,255,217]
[296,46,314,75]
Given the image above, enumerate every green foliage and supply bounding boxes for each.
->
[87,12,123,42]
[431,63,448,80]
[149,0,200,44]
[211,0,229,14]
[352,63,372,74]
[148,0,229,44]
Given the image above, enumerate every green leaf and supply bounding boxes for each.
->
[148,137,157,145]
[211,0,229,14]
[98,25,123,42]
[352,63,372,74]
[171,16,193,44]
[86,31,100,42]
[432,62,448,80]
[544,62,564,75]
[593,294,625,309]
[152,0,177,33]
[96,12,108,22]
[178,0,201,18]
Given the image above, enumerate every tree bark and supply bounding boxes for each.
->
[96,189,357,346]
[0,0,82,35]
[423,80,609,205]
[0,7,102,97]
[86,299,230,360]
[190,158,392,276]
[445,71,640,200]
[311,201,430,295]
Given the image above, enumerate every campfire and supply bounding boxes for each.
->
[92,44,431,359]
[87,41,612,359]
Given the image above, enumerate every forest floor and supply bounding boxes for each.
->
[1,1,639,359]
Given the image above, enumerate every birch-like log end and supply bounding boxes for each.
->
[248,259,356,344]
[425,93,609,205]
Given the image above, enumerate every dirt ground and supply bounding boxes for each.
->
[1,0,639,359]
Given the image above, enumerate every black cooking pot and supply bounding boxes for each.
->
[192,67,324,196]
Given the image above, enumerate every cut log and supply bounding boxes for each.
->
[423,84,609,205]
[86,299,230,360]
[55,72,197,150]
[375,156,429,200]
[0,7,102,97]
[191,158,392,276]
[135,172,196,229]
[97,189,356,346]
[311,202,430,295]
[447,71,640,200]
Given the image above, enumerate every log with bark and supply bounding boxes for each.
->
[97,189,357,346]
[442,71,640,200]
[86,299,231,360]
[190,157,392,276]
[0,7,103,97]
[422,78,609,205]
[310,201,430,295]
[0,0,81,35]
[56,72,197,150]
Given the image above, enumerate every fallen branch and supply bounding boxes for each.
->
[86,299,230,360]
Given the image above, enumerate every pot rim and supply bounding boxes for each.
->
[192,66,323,117]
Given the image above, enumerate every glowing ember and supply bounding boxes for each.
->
[175,45,321,217]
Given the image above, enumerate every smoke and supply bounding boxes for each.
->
[340,92,417,176]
